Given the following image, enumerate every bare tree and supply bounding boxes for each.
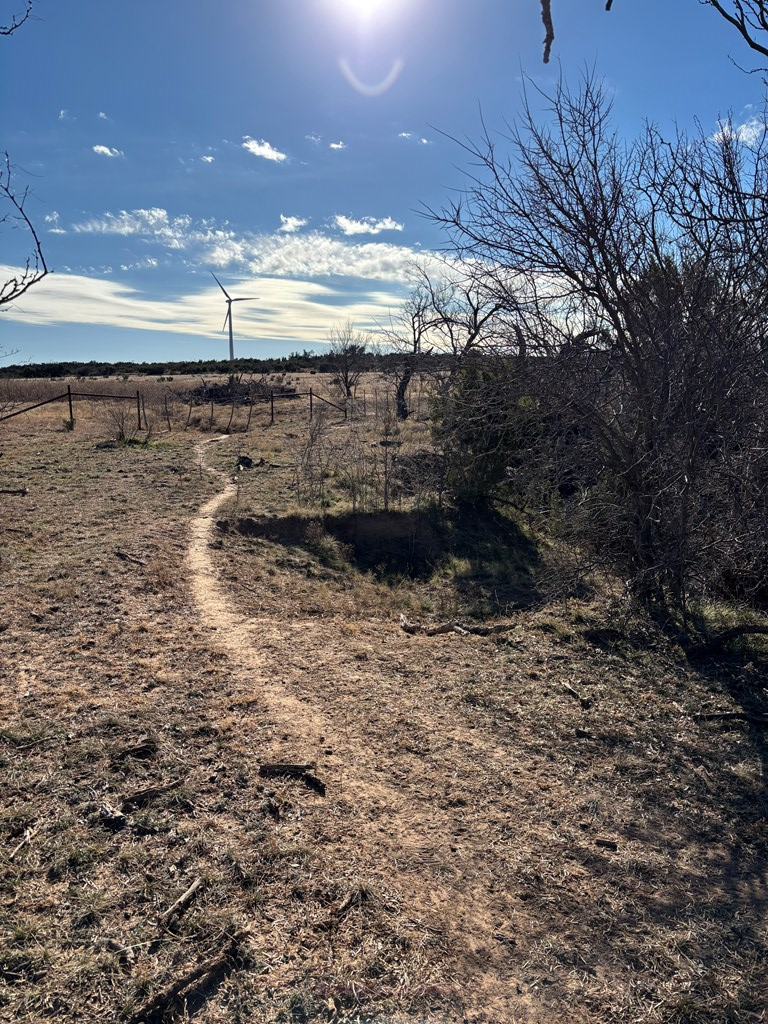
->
[378,280,435,420]
[327,321,369,402]
[433,73,768,613]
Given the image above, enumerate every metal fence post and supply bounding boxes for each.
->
[67,384,74,423]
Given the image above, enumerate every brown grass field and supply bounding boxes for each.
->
[1,375,766,1023]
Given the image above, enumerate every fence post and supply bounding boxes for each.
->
[309,388,313,421]
[67,384,74,423]
[270,389,275,425]
[136,391,142,431]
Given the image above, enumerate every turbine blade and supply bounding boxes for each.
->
[222,309,231,332]
[230,296,259,303]
[211,271,231,299]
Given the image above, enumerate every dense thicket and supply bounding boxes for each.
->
[430,75,768,614]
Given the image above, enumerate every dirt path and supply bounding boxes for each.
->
[186,437,541,1023]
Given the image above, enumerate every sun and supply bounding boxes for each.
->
[334,0,390,21]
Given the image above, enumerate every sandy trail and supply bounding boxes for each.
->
[186,437,536,1022]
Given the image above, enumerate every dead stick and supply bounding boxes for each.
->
[129,930,248,1024]
[115,549,146,566]
[122,778,183,809]
[562,682,590,708]
[9,827,35,861]
[259,762,316,777]
[161,876,203,927]
[0,488,27,496]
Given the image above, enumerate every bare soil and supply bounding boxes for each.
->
[1,386,767,1024]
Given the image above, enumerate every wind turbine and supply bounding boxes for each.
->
[211,272,258,365]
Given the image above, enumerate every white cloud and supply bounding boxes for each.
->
[333,215,404,236]
[418,137,430,145]
[92,144,123,158]
[279,214,308,234]
[305,133,322,144]
[67,206,426,282]
[713,115,766,146]
[58,109,70,120]
[98,111,109,120]
[241,136,287,162]
[200,155,215,163]
[329,140,347,150]
[398,131,412,139]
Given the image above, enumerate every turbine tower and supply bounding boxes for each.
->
[211,272,258,365]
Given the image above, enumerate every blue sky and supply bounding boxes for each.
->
[1,0,765,364]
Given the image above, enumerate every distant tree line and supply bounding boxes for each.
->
[0,349,457,380]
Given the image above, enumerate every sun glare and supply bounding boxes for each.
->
[339,0,385,18]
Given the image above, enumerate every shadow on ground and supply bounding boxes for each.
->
[226,503,541,616]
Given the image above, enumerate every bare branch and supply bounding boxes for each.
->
[0,0,32,35]
[1,151,48,307]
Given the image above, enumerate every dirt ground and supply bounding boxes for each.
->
[1,384,767,1024]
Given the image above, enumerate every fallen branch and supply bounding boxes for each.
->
[8,827,36,861]
[115,548,147,566]
[122,778,183,810]
[161,876,204,927]
[128,930,249,1024]
[562,683,591,709]
[0,487,27,496]
[401,616,515,638]
[686,624,768,659]
[695,711,768,726]
[259,762,315,777]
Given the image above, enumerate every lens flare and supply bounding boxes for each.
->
[339,56,404,95]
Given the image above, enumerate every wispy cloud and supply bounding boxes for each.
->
[242,136,287,162]
[0,263,408,345]
[279,214,308,234]
[119,257,159,271]
[92,144,123,158]
[58,109,70,121]
[44,211,66,235]
[398,131,412,139]
[334,215,403,236]
[200,155,215,163]
[305,133,322,144]
[329,140,347,150]
[98,111,109,120]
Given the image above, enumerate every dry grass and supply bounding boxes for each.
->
[1,381,766,1023]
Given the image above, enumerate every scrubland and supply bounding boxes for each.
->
[1,376,766,1024]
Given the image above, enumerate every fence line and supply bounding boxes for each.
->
[0,384,144,429]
